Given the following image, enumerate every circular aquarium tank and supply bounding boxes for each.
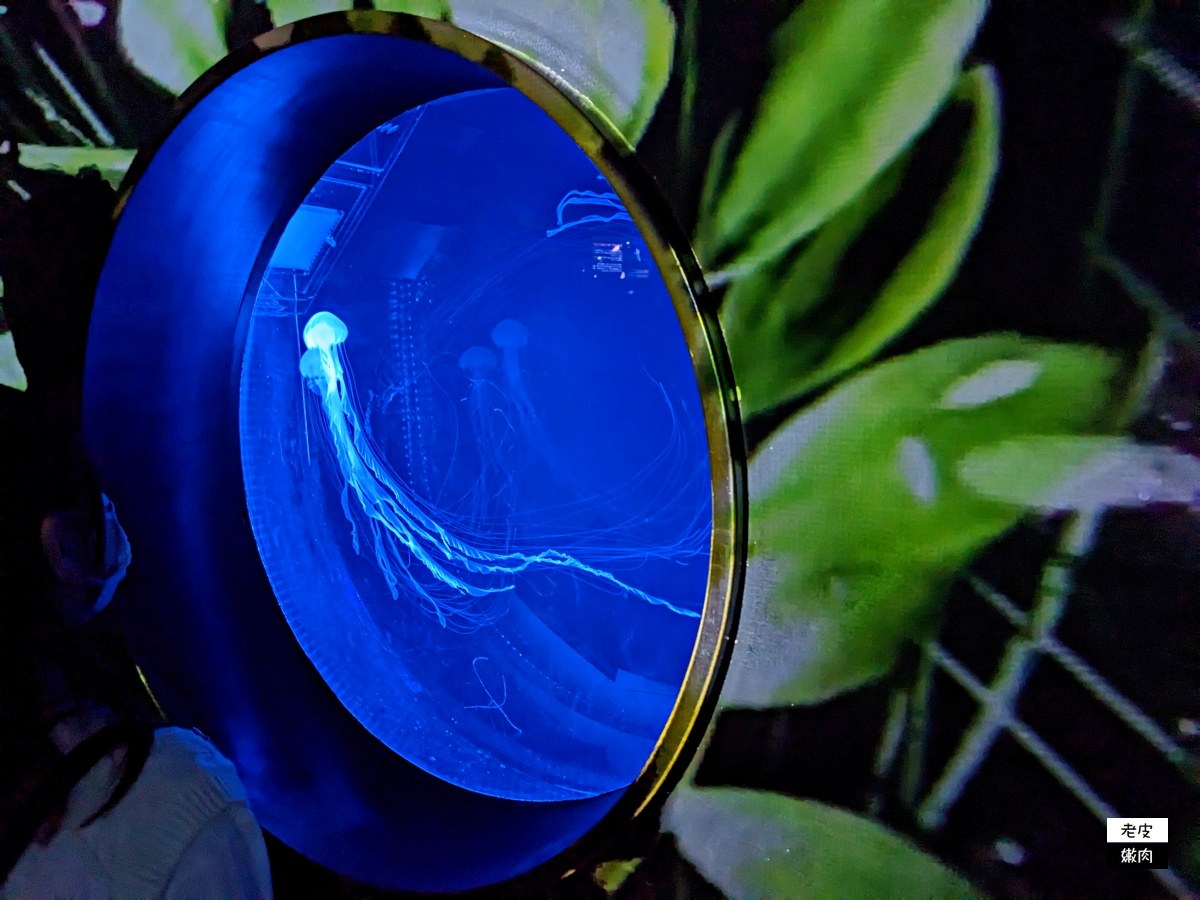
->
[243,87,713,803]
[83,12,744,894]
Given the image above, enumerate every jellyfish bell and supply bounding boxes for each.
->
[299,346,330,395]
[458,345,498,377]
[299,347,326,380]
[490,319,528,350]
[303,310,349,351]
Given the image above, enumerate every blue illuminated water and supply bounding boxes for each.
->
[239,88,712,802]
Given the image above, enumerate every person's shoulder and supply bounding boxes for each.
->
[142,728,274,899]
[63,726,261,895]
[143,726,252,807]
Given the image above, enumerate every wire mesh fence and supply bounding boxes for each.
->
[886,3,1200,895]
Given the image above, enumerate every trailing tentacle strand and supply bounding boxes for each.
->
[299,312,703,630]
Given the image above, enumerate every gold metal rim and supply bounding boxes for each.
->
[115,10,747,891]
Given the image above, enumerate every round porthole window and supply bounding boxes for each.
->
[85,12,744,893]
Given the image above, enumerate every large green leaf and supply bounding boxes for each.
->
[718,148,907,419]
[722,335,1126,706]
[960,435,1200,511]
[664,788,982,899]
[443,0,676,143]
[698,114,740,232]
[285,1,676,142]
[794,65,1001,397]
[117,0,231,95]
[117,0,674,144]
[698,0,987,274]
[379,0,677,143]
[720,65,1000,419]
[17,145,134,189]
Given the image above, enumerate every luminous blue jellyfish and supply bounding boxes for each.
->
[299,310,702,631]
[486,319,578,491]
[491,320,533,422]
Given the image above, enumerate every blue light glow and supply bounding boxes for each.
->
[239,87,712,801]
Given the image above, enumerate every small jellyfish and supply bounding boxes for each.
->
[491,319,535,424]
[488,318,592,499]
[299,346,330,395]
[303,310,348,351]
[458,345,498,382]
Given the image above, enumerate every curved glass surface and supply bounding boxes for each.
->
[239,87,713,802]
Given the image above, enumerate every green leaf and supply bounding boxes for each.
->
[372,0,453,21]
[117,0,231,95]
[723,335,1126,705]
[116,0,674,144]
[0,284,25,392]
[0,331,27,392]
[274,1,676,142]
[699,0,987,273]
[665,788,982,900]
[268,1,356,29]
[591,857,643,894]
[959,436,1200,511]
[718,149,907,418]
[794,65,1001,397]
[719,65,1000,419]
[17,145,135,189]
[447,0,676,144]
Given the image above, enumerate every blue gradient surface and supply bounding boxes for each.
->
[239,88,712,801]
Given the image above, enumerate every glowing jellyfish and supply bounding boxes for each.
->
[485,317,597,501]
[303,310,349,351]
[491,319,534,424]
[299,310,701,630]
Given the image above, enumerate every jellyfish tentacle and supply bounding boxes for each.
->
[300,311,703,629]
[488,319,606,502]
[458,345,514,523]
